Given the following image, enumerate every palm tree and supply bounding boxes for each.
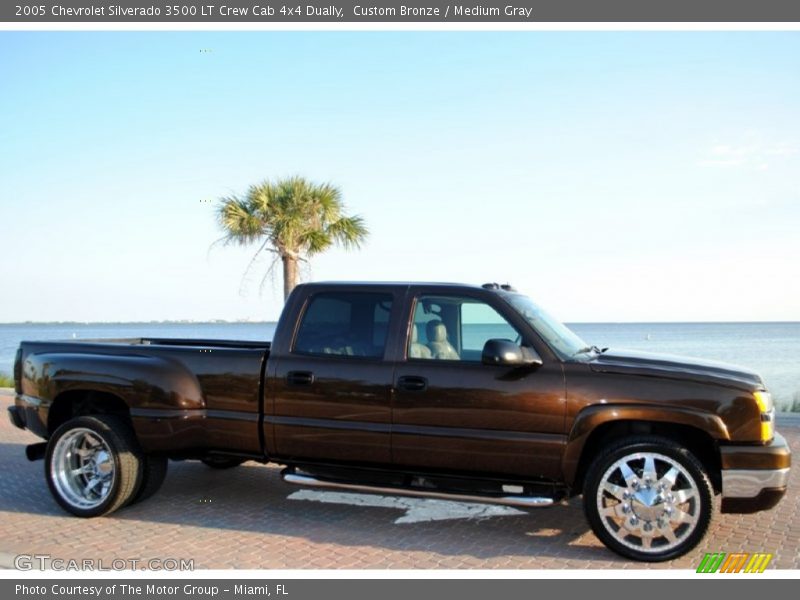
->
[216,176,368,301]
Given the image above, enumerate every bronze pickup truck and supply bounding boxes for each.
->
[9,282,791,561]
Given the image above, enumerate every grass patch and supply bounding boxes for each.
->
[0,373,14,388]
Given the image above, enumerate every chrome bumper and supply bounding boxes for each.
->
[721,468,790,498]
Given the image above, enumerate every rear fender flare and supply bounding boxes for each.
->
[22,352,205,412]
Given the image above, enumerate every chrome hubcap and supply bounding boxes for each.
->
[596,452,701,553]
[50,428,116,509]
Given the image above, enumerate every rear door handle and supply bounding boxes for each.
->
[287,371,314,386]
[397,375,428,392]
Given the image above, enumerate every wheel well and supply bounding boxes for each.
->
[572,420,721,495]
[48,390,132,435]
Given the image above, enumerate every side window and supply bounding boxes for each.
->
[408,295,520,362]
[460,302,520,355]
[294,292,393,359]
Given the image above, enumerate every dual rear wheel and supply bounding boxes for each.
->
[45,415,244,517]
[45,415,167,517]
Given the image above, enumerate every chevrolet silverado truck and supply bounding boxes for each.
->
[9,282,791,561]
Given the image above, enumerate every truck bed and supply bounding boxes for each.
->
[15,337,271,455]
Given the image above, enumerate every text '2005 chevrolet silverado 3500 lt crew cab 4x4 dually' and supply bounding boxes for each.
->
[8,282,791,561]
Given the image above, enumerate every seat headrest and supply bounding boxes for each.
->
[426,320,448,343]
[410,324,419,343]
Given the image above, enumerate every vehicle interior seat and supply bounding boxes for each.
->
[426,320,460,360]
[408,324,433,359]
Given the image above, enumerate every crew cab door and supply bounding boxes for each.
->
[267,288,401,465]
[392,290,567,480]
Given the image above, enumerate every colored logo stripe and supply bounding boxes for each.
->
[697,553,725,573]
[697,552,773,573]
[745,553,773,573]
[720,553,748,573]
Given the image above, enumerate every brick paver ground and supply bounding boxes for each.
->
[1,392,797,570]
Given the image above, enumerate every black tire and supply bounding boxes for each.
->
[583,435,714,562]
[129,454,168,504]
[45,415,143,517]
[201,456,245,469]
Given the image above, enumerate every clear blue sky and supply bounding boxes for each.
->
[1,32,798,322]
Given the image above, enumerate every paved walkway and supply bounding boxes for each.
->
[1,391,797,569]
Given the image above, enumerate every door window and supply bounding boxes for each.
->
[294,292,393,358]
[408,295,520,361]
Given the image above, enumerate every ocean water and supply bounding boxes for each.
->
[1,321,797,410]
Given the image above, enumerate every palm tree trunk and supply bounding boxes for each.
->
[282,255,298,301]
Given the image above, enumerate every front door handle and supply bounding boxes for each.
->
[397,375,428,392]
[287,371,314,386]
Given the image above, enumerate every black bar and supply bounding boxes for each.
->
[3,1,800,23]
[2,580,797,600]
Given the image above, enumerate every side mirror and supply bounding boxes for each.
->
[481,339,543,367]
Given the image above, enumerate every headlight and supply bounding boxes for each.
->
[754,391,774,442]
[754,391,772,413]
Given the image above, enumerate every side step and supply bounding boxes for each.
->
[281,470,555,508]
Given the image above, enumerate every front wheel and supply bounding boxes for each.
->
[583,435,714,562]
[45,415,143,517]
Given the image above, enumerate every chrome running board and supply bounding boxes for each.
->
[282,471,554,508]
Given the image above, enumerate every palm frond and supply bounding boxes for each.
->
[324,215,369,251]
[300,229,333,255]
[216,195,265,246]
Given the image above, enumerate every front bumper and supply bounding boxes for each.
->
[719,432,791,513]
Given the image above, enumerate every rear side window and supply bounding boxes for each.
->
[294,292,393,359]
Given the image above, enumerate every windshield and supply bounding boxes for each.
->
[502,293,589,360]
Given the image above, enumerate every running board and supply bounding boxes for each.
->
[281,471,555,508]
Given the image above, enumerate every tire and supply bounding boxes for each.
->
[45,415,143,517]
[129,454,168,504]
[583,435,714,562]
[201,456,245,469]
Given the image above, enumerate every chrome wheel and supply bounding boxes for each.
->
[595,451,701,554]
[50,428,116,510]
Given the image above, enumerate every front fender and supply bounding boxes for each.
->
[561,403,729,487]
